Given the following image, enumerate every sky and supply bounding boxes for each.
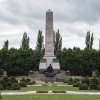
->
[0,0,100,50]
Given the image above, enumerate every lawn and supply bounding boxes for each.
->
[1,85,100,92]
[0,85,78,92]
[2,95,100,100]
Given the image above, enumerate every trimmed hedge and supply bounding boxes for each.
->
[79,83,88,90]
[11,83,20,90]
[0,84,4,90]
[19,81,27,87]
[97,85,100,90]
[73,82,80,87]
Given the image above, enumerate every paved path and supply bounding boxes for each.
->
[1,91,100,95]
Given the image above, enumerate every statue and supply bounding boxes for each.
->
[43,64,56,77]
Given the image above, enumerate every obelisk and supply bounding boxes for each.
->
[39,9,60,73]
[45,9,54,57]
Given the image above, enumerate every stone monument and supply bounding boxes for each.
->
[39,9,60,74]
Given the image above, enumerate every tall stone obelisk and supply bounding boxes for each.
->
[45,9,54,57]
[39,9,60,73]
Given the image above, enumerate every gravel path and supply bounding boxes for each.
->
[1,91,100,95]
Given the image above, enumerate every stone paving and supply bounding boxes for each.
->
[1,91,100,95]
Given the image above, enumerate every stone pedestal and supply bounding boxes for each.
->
[3,71,7,76]
[43,75,56,82]
[92,71,96,77]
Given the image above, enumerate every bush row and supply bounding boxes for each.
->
[0,76,36,90]
[64,77,100,90]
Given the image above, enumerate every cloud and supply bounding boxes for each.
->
[0,0,100,50]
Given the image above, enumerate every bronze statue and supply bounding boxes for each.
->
[43,64,56,77]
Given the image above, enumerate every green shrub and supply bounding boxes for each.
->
[68,78,73,82]
[0,93,2,99]
[90,77,99,85]
[10,76,18,84]
[2,76,12,89]
[82,77,90,85]
[33,81,36,84]
[67,81,73,85]
[25,78,31,83]
[19,81,27,87]
[89,77,99,90]
[79,83,88,90]
[0,79,3,84]
[0,69,3,75]
[97,85,100,90]
[67,78,73,85]
[27,82,33,85]
[73,82,80,87]
[20,78,26,82]
[73,78,80,83]
[0,84,4,90]
[90,83,98,90]
[11,83,20,90]
[63,80,67,83]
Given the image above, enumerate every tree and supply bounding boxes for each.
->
[90,33,94,49]
[36,30,44,51]
[3,40,9,49]
[85,31,94,50]
[54,29,62,54]
[20,32,30,49]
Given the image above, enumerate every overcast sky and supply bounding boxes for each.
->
[0,0,100,50]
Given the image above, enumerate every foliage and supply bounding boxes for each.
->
[89,77,99,90]
[0,84,4,90]
[20,32,30,49]
[32,81,36,84]
[2,76,12,89]
[11,83,20,90]
[3,40,9,49]
[54,29,62,54]
[19,81,27,87]
[73,78,80,83]
[10,76,18,84]
[73,82,80,87]
[79,83,88,90]
[0,69,3,75]
[97,85,100,90]
[63,80,67,83]
[85,31,94,50]
[0,92,2,99]
[82,77,90,85]
[67,81,73,85]
[20,78,36,85]
[56,48,100,76]
[67,78,73,85]
[0,76,20,90]
[36,30,44,51]
[0,48,43,76]
[0,46,100,76]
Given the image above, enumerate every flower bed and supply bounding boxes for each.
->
[36,91,48,93]
[52,91,66,93]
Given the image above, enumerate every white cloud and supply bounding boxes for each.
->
[0,0,100,50]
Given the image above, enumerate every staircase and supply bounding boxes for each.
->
[28,71,44,82]
[56,70,69,82]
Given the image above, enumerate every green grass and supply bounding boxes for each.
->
[0,86,78,92]
[1,85,100,92]
[2,95,100,100]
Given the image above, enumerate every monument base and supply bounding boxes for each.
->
[39,56,60,74]
[43,75,56,82]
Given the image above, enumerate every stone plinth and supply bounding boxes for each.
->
[3,71,7,76]
[43,75,56,82]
